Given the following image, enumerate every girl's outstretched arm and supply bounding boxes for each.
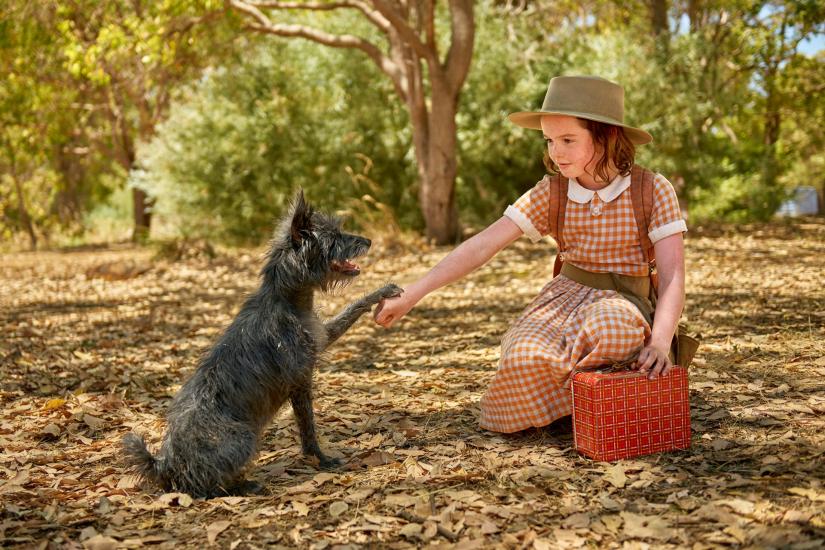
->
[374,216,524,327]
[636,232,685,378]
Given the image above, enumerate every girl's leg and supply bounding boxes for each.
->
[569,296,649,370]
[480,325,569,433]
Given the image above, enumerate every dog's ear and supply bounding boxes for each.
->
[290,190,313,246]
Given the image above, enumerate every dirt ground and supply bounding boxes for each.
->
[1,220,824,549]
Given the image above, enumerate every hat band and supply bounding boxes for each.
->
[542,100,623,124]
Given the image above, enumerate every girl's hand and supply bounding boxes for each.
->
[635,344,672,379]
[374,291,414,328]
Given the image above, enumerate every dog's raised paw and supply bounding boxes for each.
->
[378,283,403,299]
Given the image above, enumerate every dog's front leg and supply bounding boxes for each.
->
[323,283,402,348]
[290,378,341,470]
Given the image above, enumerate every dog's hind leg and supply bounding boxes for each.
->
[170,421,259,498]
[290,380,342,469]
[222,478,267,497]
[323,284,402,347]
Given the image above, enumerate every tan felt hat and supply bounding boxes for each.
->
[508,75,653,145]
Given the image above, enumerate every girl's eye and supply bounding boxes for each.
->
[564,139,574,144]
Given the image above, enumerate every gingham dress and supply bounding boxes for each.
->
[479,171,687,433]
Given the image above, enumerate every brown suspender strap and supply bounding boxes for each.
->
[629,165,657,294]
[629,165,655,265]
[547,174,568,277]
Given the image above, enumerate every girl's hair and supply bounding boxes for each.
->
[543,119,636,182]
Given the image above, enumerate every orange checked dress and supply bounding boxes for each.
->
[479,170,687,433]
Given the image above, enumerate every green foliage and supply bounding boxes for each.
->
[1,0,823,248]
[81,170,134,245]
[132,40,414,243]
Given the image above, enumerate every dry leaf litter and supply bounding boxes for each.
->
[1,221,824,549]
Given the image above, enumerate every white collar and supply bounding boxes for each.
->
[567,173,631,204]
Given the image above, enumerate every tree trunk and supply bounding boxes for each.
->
[11,174,37,251]
[109,89,153,241]
[413,80,460,243]
[761,64,780,195]
[649,0,668,36]
[687,0,701,31]
[132,187,152,241]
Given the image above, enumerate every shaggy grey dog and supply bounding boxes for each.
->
[123,191,401,497]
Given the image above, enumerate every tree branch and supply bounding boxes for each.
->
[443,0,474,94]
[424,0,436,53]
[370,0,434,63]
[245,0,391,33]
[229,5,407,101]
[163,8,227,39]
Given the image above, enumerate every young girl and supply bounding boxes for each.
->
[374,75,687,434]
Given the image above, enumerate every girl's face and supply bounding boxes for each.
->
[540,115,602,188]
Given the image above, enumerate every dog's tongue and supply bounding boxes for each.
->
[333,259,360,274]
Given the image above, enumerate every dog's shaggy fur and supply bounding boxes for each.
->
[123,192,401,497]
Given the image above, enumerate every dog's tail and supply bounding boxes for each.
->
[122,432,165,486]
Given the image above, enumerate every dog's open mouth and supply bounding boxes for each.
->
[330,259,361,276]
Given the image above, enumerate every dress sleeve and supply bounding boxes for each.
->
[503,175,553,243]
[648,173,688,244]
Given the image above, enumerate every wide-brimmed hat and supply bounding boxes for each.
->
[508,75,653,145]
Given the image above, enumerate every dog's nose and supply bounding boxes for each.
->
[364,238,372,248]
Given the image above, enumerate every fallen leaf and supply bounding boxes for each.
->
[83,414,105,430]
[83,534,118,550]
[552,528,586,548]
[621,512,672,541]
[158,493,193,508]
[789,487,825,502]
[603,464,627,488]
[783,510,814,523]
[361,451,396,467]
[79,526,98,541]
[41,423,61,438]
[43,398,67,411]
[599,494,623,511]
[384,493,418,507]
[714,498,754,515]
[313,472,337,485]
[724,525,748,544]
[344,488,375,503]
[364,432,384,449]
[2,470,30,488]
[711,438,733,451]
[329,501,348,517]
[116,475,140,490]
[206,520,231,545]
[422,521,439,540]
[562,512,591,529]
[399,523,422,538]
[481,520,499,534]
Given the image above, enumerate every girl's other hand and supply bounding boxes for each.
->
[374,291,414,328]
[635,344,672,379]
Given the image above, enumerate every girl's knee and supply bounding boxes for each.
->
[501,337,547,366]
[581,301,647,347]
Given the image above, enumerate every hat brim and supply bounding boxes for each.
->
[508,110,653,145]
